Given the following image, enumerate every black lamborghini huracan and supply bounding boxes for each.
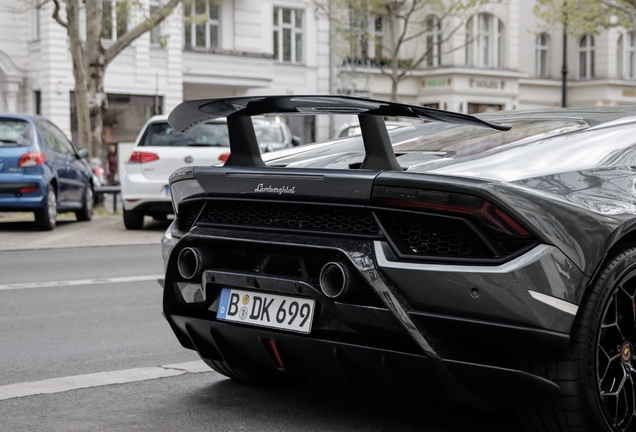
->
[160,96,636,432]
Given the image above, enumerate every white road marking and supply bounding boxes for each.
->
[0,360,212,401]
[0,275,164,291]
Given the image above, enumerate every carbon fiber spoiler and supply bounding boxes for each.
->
[167,95,511,170]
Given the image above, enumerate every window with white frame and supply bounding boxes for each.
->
[465,13,504,68]
[347,9,383,61]
[374,15,383,59]
[618,32,635,79]
[102,0,128,41]
[536,33,550,77]
[425,15,441,67]
[149,0,163,46]
[273,7,304,63]
[183,0,219,51]
[578,34,595,79]
[32,0,42,40]
[348,9,369,59]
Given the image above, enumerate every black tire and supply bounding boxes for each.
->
[123,209,144,230]
[516,246,636,432]
[34,186,57,231]
[75,185,93,221]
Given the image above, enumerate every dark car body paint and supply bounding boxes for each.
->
[163,104,636,406]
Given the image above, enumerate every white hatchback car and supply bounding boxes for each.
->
[121,115,294,229]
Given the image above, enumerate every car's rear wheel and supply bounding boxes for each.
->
[516,246,636,432]
[75,185,93,221]
[34,186,57,231]
[123,209,144,230]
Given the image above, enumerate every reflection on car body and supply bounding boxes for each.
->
[160,96,636,432]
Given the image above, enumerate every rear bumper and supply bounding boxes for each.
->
[171,314,559,405]
[0,177,47,210]
[121,171,171,212]
[163,227,580,404]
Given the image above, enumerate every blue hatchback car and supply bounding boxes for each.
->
[0,114,94,230]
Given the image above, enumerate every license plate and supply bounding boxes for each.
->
[165,185,170,195]
[217,288,315,334]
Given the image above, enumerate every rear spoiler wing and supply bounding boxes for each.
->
[167,95,511,171]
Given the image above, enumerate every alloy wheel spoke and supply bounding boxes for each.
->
[616,286,636,340]
[599,276,636,431]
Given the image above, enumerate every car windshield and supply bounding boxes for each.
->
[139,122,230,147]
[393,119,587,157]
[253,120,284,143]
[0,119,32,147]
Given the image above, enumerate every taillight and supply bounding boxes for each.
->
[372,186,531,240]
[18,152,46,167]
[218,153,230,162]
[93,166,105,176]
[128,151,159,164]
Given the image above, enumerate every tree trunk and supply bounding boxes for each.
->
[53,0,183,160]
[85,0,107,160]
[387,9,399,101]
[87,59,107,160]
[63,0,91,154]
[390,79,399,102]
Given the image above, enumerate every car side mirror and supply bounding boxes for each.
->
[291,136,302,146]
[77,148,89,158]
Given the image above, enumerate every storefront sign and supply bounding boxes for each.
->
[469,78,505,90]
[623,89,636,97]
[421,78,451,88]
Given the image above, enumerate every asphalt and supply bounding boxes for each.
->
[0,208,172,252]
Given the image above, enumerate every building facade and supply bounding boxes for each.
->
[357,1,636,113]
[0,0,331,147]
[1,0,636,148]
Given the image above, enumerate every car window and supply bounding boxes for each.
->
[37,121,63,153]
[47,121,76,155]
[253,120,285,143]
[138,122,230,147]
[0,119,32,147]
[393,119,587,157]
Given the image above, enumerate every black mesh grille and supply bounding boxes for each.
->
[382,213,494,258]
[180,201,206,232]
[196,200,381,237]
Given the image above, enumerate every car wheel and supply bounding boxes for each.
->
[35,186,57,231]
[123,209,144,230]
[516,245,636,432]
[75,185,93,221]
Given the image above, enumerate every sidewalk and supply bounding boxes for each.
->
[0,210,171,251]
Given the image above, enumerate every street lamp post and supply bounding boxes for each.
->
[562,28,568,108]
[562,5,568,108]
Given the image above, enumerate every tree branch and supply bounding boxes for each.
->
[52,0,69,30]
[599,0,632,17]
[104,0,182,65]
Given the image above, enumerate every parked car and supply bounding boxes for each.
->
[121,115,294,230]
[334,120,406,138]
[90,157,108,187]
[89,157,107,205]
[160,95,636,432]
[0,114,94,230]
